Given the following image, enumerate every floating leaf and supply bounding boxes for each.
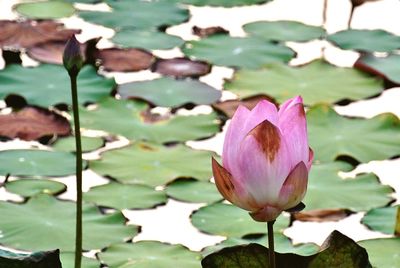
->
[118,77,221,108]
[355,54,400,85]
[183,35,294,69]
[152,58,211,78]
[359,238,400,268]
[112,29,184,50]
[165,179,222,204]
[243,21,325,42]
[307,104,400,163]
[79,0,189,30]
[361,206,399,235]
[181,0,271,7]
[98,241,202,268]
[304,161,392,212]
[52,136,104,152]
[84,182,167,210]
[14,1,75,19]
[328,29,400,53]
[90,142,213,186]
[0,20,80,49]
[225,60,383,104]
[79,98,220,143]
[0,106,70,141]
[192,26,229,37]
[0,249,61,268]
[5,179,66,197]
[0,64,115,107]
[0,150,86,177]
[95,48,154,72]
[60,253,99,268]
[0,194,137,251]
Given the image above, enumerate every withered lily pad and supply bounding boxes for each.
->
[90,142,213,186]
[0,194,137,251]
[0,64,115,107]
[361,206,399,235]
[328,29,400,53]
[225,60,383,104]
[5,178,66,197]
[181,0,271,7]
[192,26,229,37]
[355,54,400,85]
[165,179,223,204]
[152,58,211,78]
[79,98,220,143]
[0,20,80,49]
[0,106,70,141]
[359,238,400,268]
[0,249,61,268]
[243,20,325,42]
[183,35,294,69]
[308,104,400,163]
[84,182,167,210]
[118,77,221,108]
[14,1,75,19]
[98,241,202,268]
[95,48,154,72]
[112,29,184,50]
[0,150,86,177]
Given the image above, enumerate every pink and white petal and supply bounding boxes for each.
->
[243,100,279,134]
[249,205,282,222]
[277,161,308,210]
[234,120,292,206]
[278,96,303,116]
[278,102,309,169]
[307,148,314,171]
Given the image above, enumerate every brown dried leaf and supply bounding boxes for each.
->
[95,48,154,72]
[152,57,211,78]
[351,0,380,7]
[0,106,70,141]
[192,26,229,37]
[293,209,351,222]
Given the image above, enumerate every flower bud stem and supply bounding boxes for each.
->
[267,220,276,268]
[69,73,83,268]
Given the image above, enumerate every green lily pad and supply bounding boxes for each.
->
[304,161,392,212]
[225,60,383,104]
[0,249,61,268]
[52,136,104,152]
[361,206,399,235]
[14,1,75,19]
[182,35,294,69]
[79,98,220,143]
[79,0,189,30]
[5,179,66,197]
[0,64,115,107]
[165,179,223,204]
[307,104,400,163]
[181,0,271,7]
[84,182,167,210]
[60,253,99,268]
[359,238,400,268]
[0,150,86,177]
[243,21,325,42]
[355,54,400,85]
[118,77,221,108]
[90,142,213,186]
[98,241,202,268]
[112,29,184,50]
[0,194,137,251]
[328,29,400,52]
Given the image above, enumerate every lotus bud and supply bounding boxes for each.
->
[63,35,83,76]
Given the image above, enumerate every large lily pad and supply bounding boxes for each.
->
[225,60,383,104]
[5,179,66,197]
[84,182,167,210]
[0,150,86,177]
[60,253,99,268]
[0,249,61,268]
[355,54,400,85]
[79,0,189,30]
[181,0,271,7]
[182,35,294,69]
[112,29,184,50]
[307,104,400,163]
[98,241,202,268]
[118,77,221,108]
[304,161,393,212]
[14,1,75,19]
[165,179,223,204]
[243,21,325,42]
[52,136,104,152]
[79,98,220,143]
[361,206,399,235]
[328,29,400,53]
[359,238,400,268]
[0,194,137,251]
[90,142,213,186]
[0,64,115,107]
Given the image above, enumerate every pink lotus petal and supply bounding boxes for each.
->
[278,161,308,210]
[278,95,303,116]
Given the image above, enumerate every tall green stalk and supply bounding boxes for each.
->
[267,221,275,268]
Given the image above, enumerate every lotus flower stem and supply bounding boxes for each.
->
[348,4,356,28]
[322,0,328,28]
[267,221,275,268]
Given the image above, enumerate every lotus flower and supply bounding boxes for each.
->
[212,96,313,222]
